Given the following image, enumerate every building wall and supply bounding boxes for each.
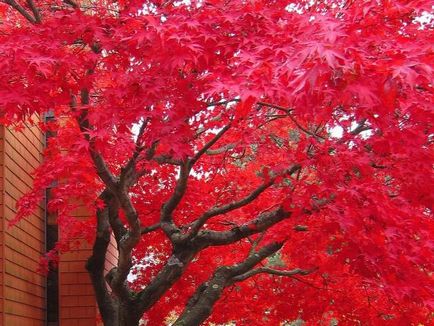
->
[59,208,118,326]
[1,123,45,325]
[59,205,96,326]
[0,122,118,326]
[59,247,97,326]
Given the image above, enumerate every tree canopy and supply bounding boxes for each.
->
[0,0,433,324]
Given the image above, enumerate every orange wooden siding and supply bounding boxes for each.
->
[0,126,5,323]
[59,205,96,326]
[105,235,118,275]
[0,121,118,326]
[59,206,118,326]
[102,236,118,325]
[59,245,96,326]
[1,123,46,326]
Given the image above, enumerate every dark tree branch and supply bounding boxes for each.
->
[190,123,231,165]
[173,242,284,326]
[69,46,157,326]
[371,162,387,169]
[106,192,126,245]
[229,242,284,275]
[76,93,139,230]
[140,222,160,234]
[207,99,294,115]
[207,99,239,107]
[129,124,243,317]
[159,124,232,243]
[185,179,275,240]
[256,101,294,114]
[205,143,236,155]
[135,118,148,146]
[191,164,301,246]
[88,148,118,188]
[63,0,78,8]
[293,224,309,232]
[160,162,188,242]
[107,192,141,300]
[195,207,291,246]
[231,266,318,283]
[287,113,325,140]
[2,0,37,23]
[173,241,316,326]
[186,164,301,241]
[152,154,182,165]
[118,120,152,190]
[137,147,277,316]
[208,98,324,140]
[76,94,118,190]
[86,191,118,325]
[95,192,134,302]
[105,191,140,300]
[351,118,371,135]
[25,0,41,23]
[136,245,199,313]
[248,231,265,256]
[76,94,140,301]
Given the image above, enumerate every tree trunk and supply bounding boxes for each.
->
[118,302,142,326]
[100,301,142,326]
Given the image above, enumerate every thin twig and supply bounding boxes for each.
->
[63,0,78,8]
[231,266,318,282]
[141,223,160,234]
[190,123,231,165]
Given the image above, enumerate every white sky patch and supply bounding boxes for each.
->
[329,125,343,138]
[173,0,191,6]
[285,3,303,14]
[128,252,159,282]
[414,10,434,29]
[350,121,372,139]
[328,120,372,139]
[131,121,143,142]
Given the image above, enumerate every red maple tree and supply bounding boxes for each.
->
[1,0,433,325]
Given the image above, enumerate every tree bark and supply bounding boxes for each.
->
[118,302,142,326]
[86,191,119,325]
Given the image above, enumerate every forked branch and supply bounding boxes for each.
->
[185,179,275,240]
[186,164,301,241]
[159,162,188,241]
[209,98,324,140]
[173,241,315,326]
[159,123,232,243]
[76,100,140,301]
[25,0,41,22]
[172,242,283,326]
[190,123,231,165]
[2,0,38,23]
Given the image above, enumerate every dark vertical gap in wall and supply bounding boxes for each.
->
[44,111,59,326]
[46,207,59,326]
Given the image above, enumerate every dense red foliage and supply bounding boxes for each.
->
[1,0,433,324]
